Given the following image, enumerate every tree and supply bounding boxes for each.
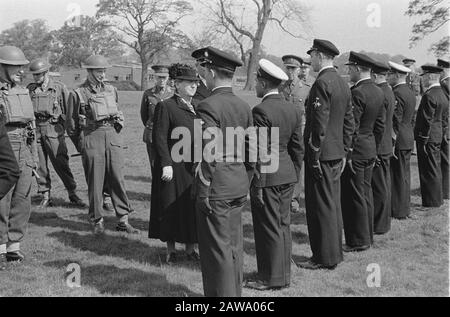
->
[51,15,124,68]
[0,19,54,61]
[198,0,311,90]
[96,0,193,90]
[406,0,449,57]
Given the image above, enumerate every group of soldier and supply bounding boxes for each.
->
[0,37,449,298]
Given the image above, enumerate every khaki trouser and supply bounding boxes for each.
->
[36,122,77,194]
[80,126,132,222]
[0,130,33,246]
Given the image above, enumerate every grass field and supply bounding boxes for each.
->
[0,90,448,297]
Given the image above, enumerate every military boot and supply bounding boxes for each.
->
[39,191,53,208]
[68,191,88,208]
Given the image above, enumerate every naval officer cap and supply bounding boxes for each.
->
[282,55,303,68]
[388,61,411,74]
[345,51,375,69]
[420,64,444,76]
[151,65,170,76]
[307,39,340,57]
[257,59,288,84]
[191,46,243,72]
[370,59,390,75]
[437,59,450,69]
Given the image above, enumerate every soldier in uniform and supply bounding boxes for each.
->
[245,59,303,291]
[0,118,19,201]
[0,46,38,268]
[297,39,354,270]
[387,62,416,219]
[341,52,385,253]
[438,59,449,200]
[279,55,311,214]
[370,60,395,235]
[403,58,422,97]
[66,55,140,235]
[27,59,86,208]
[299,58,314,86]
[140,65,173,172]
[192,46,253,297]
[414,64,446,208]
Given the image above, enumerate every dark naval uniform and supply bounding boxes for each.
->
[250,91,303,288]
[415,83,446,207]
[0,112,20,200]
[438,59,449,200]
[66,79,134,223]
[140,85,173,170]
[372,80,395,234]
[440,77,449,199]
[342,76,385,249]
[304,60,354,268]
[27,79,78,196]
[391,83,416,218]
[0,82,38,254]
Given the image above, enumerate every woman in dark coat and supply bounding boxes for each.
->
[149,64,200,263]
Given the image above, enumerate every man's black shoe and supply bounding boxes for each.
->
[69,194,88,208]
[186,251,200,262]
[93,221,105,235]
[296,259,337,270]
[166,252,177,264]
[116,222,140,234]
[245,280,289,291]
[6,251,25,263]
[343,244,370,253]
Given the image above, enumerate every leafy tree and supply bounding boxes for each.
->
[406,0,449,57]
[96,0,193,90]
[0,19,54,61]
[52,15,124,68]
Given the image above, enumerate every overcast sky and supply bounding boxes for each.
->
[0,0,447,65]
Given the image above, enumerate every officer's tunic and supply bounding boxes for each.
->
[149,95,197,244]
[66,79,133,222]
[372,81,395,234]
[304,66,354,266]
[140,85,173,170]
[280,78,310,208]
[195,87,253,297]
[0,82,37,248]
[27,79,77,194]
[250,93,303,288]
[414,84,446,207]
[0,113,19,199]
[342,78,385,248]
[391,83,416,218]
[440,77,449,199]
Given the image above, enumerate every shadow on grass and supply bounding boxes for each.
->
[73,213,149,232]
[291,212,307,226]
[126,190,151,202]
[291,231,309,245]
[29,212,92,232]
[125,175,152,183]
[31,195,88,210]
[44,260,201,297]
[47,231,199,270]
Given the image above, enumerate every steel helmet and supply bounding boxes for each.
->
[29,58,50,74]
[82,55,111,69]
[0,46,29,66]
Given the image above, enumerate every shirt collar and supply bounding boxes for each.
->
[262,91,279,100]
[212,85,232,92]
[427,83,442,91]
[355,77,372,87]
[318,65,335,76]
[393,82,407,89]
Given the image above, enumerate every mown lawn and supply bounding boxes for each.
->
[0,91,448,297]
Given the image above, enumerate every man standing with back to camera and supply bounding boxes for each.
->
[192,46,253,297]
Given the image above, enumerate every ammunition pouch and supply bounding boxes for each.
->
[0,87,35,124]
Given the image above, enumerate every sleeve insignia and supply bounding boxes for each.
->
[313,97,322,110]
